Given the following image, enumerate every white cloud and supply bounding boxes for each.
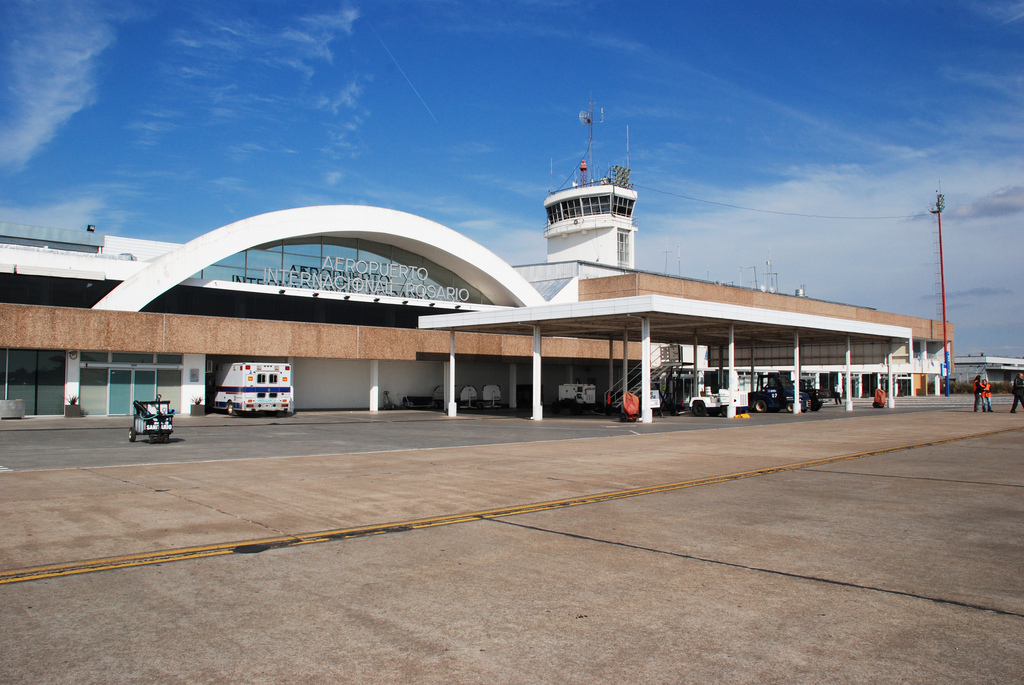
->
[171,5,360,77]
[0,196,108,231]
[0,1,117,169]
[972,1,1024,23]
[317,81,363,114]
[634,153,1024,353]
[951,186,1024,218]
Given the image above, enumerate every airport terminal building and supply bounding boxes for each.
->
[0,175,951,421]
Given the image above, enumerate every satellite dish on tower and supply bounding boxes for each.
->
[580,111,592,126]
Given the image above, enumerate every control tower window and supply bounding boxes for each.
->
[560,199,582,219]
[613,196,634,217]
[581,195,611,216]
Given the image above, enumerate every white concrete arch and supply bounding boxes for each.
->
[94,205,545,311]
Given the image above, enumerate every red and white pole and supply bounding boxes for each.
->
[933,193,950,396]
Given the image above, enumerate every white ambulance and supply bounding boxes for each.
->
[214,362,293,416]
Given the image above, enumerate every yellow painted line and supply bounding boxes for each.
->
[2,425,1020,586]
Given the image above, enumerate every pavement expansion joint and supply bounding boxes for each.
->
[490,518,1024,620]
[82,467,294,538]
[807,469,1024,489]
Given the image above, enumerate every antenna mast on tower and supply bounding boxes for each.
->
[579,100,603,185]
[930,190,949,396]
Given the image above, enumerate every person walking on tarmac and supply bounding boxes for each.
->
[973,375,984,412]
[981,378,993,412]
[1012,372,1024,413]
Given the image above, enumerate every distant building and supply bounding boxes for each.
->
[953,355,1024,383]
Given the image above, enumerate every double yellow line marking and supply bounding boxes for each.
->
[3,426,1019,585]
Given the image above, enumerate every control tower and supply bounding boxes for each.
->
[543,162,637,268]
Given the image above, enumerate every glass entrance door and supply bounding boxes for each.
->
[109,369,132,415]
[106,369,158,415]
[133,370,156,405]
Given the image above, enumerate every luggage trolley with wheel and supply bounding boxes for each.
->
[129,395,174,444]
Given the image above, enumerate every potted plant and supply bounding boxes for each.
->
[190,395,206,417]
[65,395,82,418]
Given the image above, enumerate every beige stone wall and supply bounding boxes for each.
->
[0,303,619,363]
[578,273,953,343]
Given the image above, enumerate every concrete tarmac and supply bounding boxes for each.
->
[1,406,1022,683]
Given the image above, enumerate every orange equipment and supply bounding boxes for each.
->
[621,391,640,422]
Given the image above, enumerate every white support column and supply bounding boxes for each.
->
[532,326,543,421]
[727,325,737,418]
[608,339,615,401]
[183,353,206,411]
[845,336,854,411]
[693,334,700,395]
[443,362,450,408]
[908,333,914,396]
[509,363,517,409]
[934,373,940,396]
[622,328,629,394]
[641,317,652,423]
[369,359,379,413]
[750,339,756,391]
[887,346,896,408]
[447,331,457,417]
[793,332,801,415]
[286,357,296,413]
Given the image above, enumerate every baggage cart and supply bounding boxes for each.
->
[129,396,174,444]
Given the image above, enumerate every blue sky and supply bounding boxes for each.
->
[2,0,1023,355]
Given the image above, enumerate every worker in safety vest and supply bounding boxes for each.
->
[981,378,993,413]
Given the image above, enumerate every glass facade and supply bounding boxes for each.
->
[1,349,66,415]
[67,351,184,415]
[192,237,491,306]
[80,367,109,416]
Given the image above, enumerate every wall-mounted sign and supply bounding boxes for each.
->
[231,256,470,302]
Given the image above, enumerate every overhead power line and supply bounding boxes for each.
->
[634,184,927,221]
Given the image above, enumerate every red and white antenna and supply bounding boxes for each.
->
[930,190,949,396]
[579,100,603,185]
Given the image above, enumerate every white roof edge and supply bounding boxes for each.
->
[419,293,915,339]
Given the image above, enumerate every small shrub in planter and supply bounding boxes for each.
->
[190,395,206,416]
[65,395,82,418]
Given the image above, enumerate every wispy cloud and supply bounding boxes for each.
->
[149,4,366,146]
[948,286,1014,299]
[288,6,359,62]
[951,186,1024,218]
[971,0,1024,23]
[0,1,119,170]
[317,81,363,114]
[170,5,359,78]
[0,195,108,231]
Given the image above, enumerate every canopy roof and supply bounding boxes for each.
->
[419,294,913,346]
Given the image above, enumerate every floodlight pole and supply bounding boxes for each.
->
[930,193,950,396]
